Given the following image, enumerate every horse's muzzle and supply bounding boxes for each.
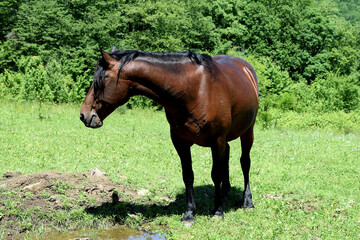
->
[80,112,103,128]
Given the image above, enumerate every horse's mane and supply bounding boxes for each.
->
[112,50,213,73]
[93,50,214,95]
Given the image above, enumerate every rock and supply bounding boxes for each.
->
[23,180,49,193]
[49,196,57,202]
[128,213,141,220]
[87,168,106,176]
[54,199,63,210]
[137,188,150,196]
[183,221,194,227]
[97,184,104,191]
[3,172,22,178]
[85,184,105,195]
[137,227,151,233]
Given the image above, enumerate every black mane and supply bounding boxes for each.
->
[93,50,214,96]
[113,50,213,72]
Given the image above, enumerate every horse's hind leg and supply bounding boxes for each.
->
[240,127,255,208]
[170,130,196,222]
[222,143,231,198]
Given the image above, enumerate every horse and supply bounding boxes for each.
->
[80,46,259,223]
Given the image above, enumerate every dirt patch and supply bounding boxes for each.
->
[0,170,161,239]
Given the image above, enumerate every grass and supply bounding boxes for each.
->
[0,100,359,239]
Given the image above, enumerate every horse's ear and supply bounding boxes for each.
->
[111,46,118,53]
[100,49,116,66]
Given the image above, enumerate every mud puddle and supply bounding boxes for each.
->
[23,226,166,240]
[0,170,172,239]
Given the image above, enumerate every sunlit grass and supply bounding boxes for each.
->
[0,101,359,239]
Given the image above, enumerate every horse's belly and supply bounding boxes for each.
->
[226,109,257,141]
[170,121,217,147]
[166,103,257,147]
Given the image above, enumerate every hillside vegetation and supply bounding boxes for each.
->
[0,0,359,120]
[0,102,359,239]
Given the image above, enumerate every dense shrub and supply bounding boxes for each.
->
[236,52,294,112]
[0,56,85,103]
[286,73,360,113]
[127,96,160,109]
[0,0,359,115]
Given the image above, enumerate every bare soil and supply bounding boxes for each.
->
[0,170,157,239]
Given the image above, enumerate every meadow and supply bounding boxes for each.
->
[0,101,359,239]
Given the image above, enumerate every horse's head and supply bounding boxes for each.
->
[80,48,131,128]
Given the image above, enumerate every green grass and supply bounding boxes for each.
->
[0,100,359,239]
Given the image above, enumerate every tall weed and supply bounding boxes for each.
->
[258,109,360,134]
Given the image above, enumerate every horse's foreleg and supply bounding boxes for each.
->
[170,130,195,222]
[240,127,255,208]
[211,137,227,217]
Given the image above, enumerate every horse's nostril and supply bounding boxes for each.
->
[80,113,85,122]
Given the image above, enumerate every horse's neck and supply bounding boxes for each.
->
[125,60,193,109]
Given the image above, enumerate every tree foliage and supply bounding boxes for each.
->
[0,0,359,111]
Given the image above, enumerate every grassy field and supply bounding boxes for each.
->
[0,101,359,239]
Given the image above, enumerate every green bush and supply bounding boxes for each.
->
[0,0,359,113]
[227,50,293,96]
[0,56,86,103]
[236,53,293,111]
[0,69,24,100]
[127,96,161,109]
[287,73,360,113]
[277,92,297,111]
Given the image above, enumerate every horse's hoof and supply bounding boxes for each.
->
[242,196,254,208]
[181,211,195,224]
[211,209,224,219]
[242,202,255,209]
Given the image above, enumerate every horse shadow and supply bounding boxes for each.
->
[85,185,245,222]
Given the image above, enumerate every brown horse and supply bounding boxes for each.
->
[80,47,259,222]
